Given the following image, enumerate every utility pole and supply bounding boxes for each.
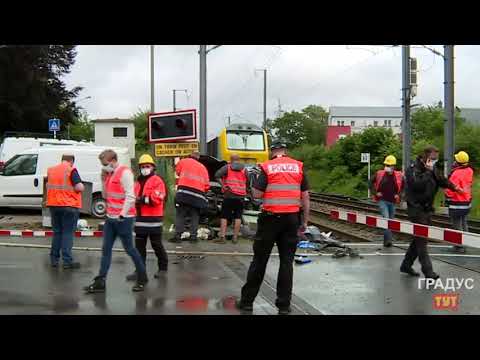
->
[227,116,231,126]
[150,45,156,158]
[255,69,267,130]
[173,90,176,112]
[199,45,207,154]
[401,45,411,173]
[444,45,455,175]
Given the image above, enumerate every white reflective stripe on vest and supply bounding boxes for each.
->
[46,184,75,191]
[265,184,301,191]
[224,179,245,184]
[181,171,208,183]
[177,189,207,201]
[135,222,163,227]
[449,204,472,209]
[263,198,301,205]
[107,192,126,199]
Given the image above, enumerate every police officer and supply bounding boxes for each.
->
[236,140,310,315]
[126,154,168,281]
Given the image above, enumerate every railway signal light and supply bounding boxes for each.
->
[148,109,197,143]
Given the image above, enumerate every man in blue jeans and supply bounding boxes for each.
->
[370,155,405,247]
[84,149,148,293]
[46,154,85,269]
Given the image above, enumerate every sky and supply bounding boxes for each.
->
[64,45,480,140]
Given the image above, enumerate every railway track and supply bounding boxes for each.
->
[310,192,480,234]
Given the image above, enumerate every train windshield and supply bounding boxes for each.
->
[226,131,265,151]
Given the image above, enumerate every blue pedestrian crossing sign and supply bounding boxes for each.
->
[48,118,61,132]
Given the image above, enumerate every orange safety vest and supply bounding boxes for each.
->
[134,175,166,217]
[176,158,210,193]
[373,169,403,203]
[260,155,303,213]
[46,162,82,209]
[445,166,473,208]
[105,166,136,217]
[222,164,247,196]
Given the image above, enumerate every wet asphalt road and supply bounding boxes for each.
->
[1,236,480,314]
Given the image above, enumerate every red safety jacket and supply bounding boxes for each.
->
[134,175,166,217]
[176,157,210,193]
[445,165,473,209]
[222,164,247,196]
[105,165,136,217]
[46,162,82,209]
[373,169,404,203]
[260,155,304,213]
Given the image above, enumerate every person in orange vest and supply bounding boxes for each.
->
[125,154,168,281]
[169,151,210,244]
[214,154,249,244]
[46,154,85,269]
[236,140,310,315]
[369,155,405,247]
[445,151,473,253]
[84,149,148,293]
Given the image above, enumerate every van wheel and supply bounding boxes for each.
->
[92,194,106,218]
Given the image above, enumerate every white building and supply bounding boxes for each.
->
[92,118,136,159]
[328,106,403,135]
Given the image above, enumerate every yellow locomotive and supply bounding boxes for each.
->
[207,123,269,165]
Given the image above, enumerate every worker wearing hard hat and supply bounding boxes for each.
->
[445,151,474,253]
[370,155,405,247]
[125,154,168,281]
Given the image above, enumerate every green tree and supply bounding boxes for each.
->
[0,45,82,135]
[69,112,94,142]
[131,109,150,154]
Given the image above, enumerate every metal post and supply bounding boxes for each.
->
[173,90,176,112]
[199,45,207,154]
[367,158,371,199]
[401,45,411,173]
[53,130,56,140]
[263,69,267,130]
[150,45,156,157]
[444,45,455,175]
[228,116,231,126]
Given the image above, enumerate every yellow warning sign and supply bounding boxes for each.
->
[154,142,199,157]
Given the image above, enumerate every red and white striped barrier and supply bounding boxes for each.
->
[330,209,480,248]
[0,230,103,238]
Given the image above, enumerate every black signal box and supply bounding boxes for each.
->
[148,109,197,143]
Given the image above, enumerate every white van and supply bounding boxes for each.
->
[0,145,131,217]
[0,137,93,169]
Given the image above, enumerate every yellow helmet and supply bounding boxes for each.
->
[454,151,469,164]
[138,154,155,166]
[384,155,397,166]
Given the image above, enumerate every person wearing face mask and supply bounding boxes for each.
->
[400,145,461,280]
[370,155,404,247]
[444,151,473,253]
[84,149,148,293]
[125,154,168,281]
[214,153,249,244]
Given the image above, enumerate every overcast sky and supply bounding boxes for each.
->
[64,45,480,140]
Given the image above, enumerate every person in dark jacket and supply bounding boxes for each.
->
[400,145,462,279]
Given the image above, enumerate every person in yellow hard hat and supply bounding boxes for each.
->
[370,155,405,247]
[445,151,473,253]
[126,154,168,281]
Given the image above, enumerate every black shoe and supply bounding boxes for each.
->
[424,272,440,280]
[154,270,167,279]
[132,272,149,292]
[400,266,420,277]
[383,241,393,248]
[235,299,253,312]
[125,271,137,281]
[278,307,292,315]
[84,276,106,293]
[63,262,81,270]
[168,236,182,244]
[51,263,59,268]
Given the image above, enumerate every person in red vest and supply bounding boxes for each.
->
[84,149,148,293]
[369,155,405,247]
[445,151,473,253]
[236,139,310,315]
[169,151,210,243]
[214,154,249,244]
[46,154,85,269]
[126,154,168,281]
